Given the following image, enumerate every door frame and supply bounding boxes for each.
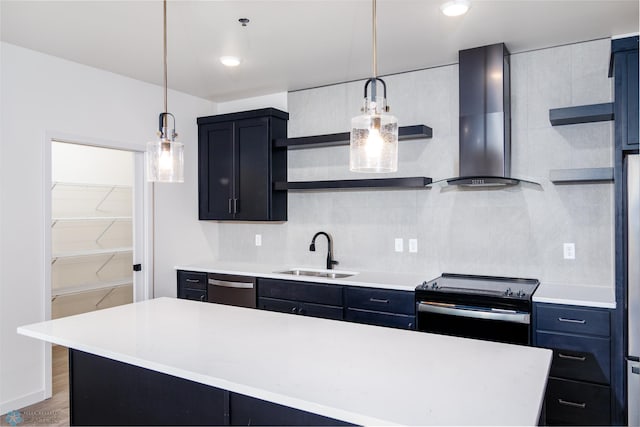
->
[43,131,153,398]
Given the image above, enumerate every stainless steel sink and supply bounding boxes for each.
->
[276,268,357,279]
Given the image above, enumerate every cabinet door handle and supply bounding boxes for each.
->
[200,294,205,302]
[558,317,586,324]
[228,198,232,214]
[291,307,298,314]
[233,198,238,214]
[558,399,586,409]
[558,353,586,362]
[185,279,200,283]
[369,298,389,304]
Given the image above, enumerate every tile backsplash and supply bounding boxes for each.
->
[215,38,614,287]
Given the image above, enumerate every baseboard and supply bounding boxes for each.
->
[0,389,47,416]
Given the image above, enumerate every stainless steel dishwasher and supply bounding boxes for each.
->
[207,273,256,308]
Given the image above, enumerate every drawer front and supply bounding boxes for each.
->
[179,288,206,302]
[257,279,343,306]
[536,304,610,337]
[258,297,299,315]
[536,331,610,384]
[299,302,343,321]
[344,287,414,315]
[545,378,611,426]
[345,308,415,330]
[177,270,208,291]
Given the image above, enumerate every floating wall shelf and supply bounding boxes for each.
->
[274,177,432,191]
[549,103,614,126]
[549,168,614,184]
[274,125,432,149]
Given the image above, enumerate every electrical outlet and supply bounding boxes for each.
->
[563,243,575,260]
[394,238,404,252]
[255,234,262,247]
[409,239,418,253]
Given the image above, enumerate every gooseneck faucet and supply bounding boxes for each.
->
[309,231,339,270]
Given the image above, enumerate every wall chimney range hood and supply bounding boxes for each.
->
[441,43,537,187]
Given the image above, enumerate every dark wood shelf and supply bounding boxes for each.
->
[274,125,432,149]
[549,103,614,126]
[274,177,432,191]
[549,168,614,184]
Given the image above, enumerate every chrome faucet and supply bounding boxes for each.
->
[309,231,339,270]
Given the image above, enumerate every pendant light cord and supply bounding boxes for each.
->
[163,0,168,127]
[372,0,377,79]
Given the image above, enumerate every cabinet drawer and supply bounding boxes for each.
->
[179,288,206,302]
[258,279,343,306]
[177,271,208,291]
[344,287,414,315]
[536,305,610,337]
[536,331,610,384]
[345,308,415,330]
[545,377,610,425]
[258,298,343,321]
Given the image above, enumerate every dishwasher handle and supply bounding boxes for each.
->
[418,302,530,324]
[208,278,254,289]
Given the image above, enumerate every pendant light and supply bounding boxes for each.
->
[349,0,399,173]
[147,0,184,183]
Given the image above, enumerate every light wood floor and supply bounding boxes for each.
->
[1,346,69,426]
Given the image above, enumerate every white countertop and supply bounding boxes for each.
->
[175,261,429,291]
[19,297,552,426]
[533,282,616,309]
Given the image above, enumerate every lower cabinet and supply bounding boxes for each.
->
[344,286,415,330]
[257,278,344,321]
[177,270,207,302]
[534,303,612,426]
[70,349,353,426]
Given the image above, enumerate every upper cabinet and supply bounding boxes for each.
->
[610,36,639,150]
[197,108,289,221]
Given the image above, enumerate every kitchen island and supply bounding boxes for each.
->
[18,297,552,426]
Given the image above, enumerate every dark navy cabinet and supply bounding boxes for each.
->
[177,270,207,302]
[534,303,612,426]
[344,287,415,330]
[257,278,344,321]
[198,108,288,221]
[611,36,639,150]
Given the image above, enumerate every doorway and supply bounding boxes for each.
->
[36,137,151,425]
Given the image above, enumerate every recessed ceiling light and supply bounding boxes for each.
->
[220,56,241,67]
[440,0,471,17]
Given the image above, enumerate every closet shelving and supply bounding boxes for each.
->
[51,181,133,310]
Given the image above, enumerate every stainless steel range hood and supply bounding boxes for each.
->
[442,43,537,187]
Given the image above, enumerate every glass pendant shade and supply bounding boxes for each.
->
[350,95,398,173]
[147,138,184,182]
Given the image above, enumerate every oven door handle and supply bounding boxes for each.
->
[208,279,254,289]
[417,302,530,324]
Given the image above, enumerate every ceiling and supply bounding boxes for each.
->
[1,1,638,102]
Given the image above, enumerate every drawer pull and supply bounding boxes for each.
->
[370,298,390,304]
[558,317,586,324]
[558,353,586,362]
[558,399,586,409]
[185,279,201,283]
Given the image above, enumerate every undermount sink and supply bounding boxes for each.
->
[276,268,357,279]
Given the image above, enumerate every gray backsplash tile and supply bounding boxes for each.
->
[214,39,614,288]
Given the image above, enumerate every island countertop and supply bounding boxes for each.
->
[18,297,552,426]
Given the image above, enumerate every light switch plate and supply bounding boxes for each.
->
[563,243,575,259]
[409,239,418,253]
[255,234,262,247]
[395,238,403,252]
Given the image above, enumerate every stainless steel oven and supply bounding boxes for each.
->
[415,273,540,345]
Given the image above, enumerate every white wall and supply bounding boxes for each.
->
[52,141,133,186]
[0,42,217,413]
